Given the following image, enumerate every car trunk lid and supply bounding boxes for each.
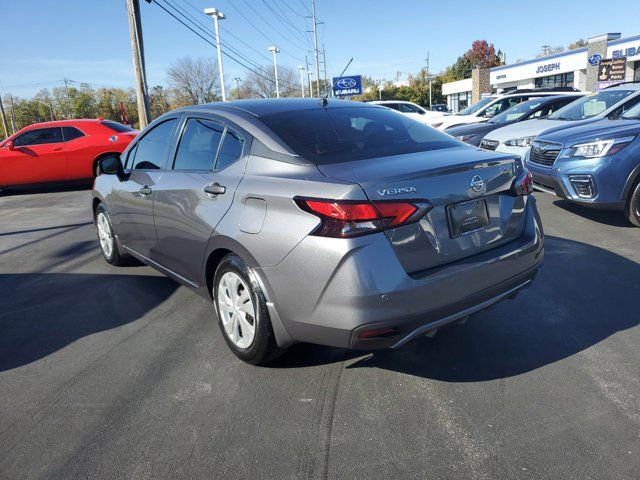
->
[316,146,529,273]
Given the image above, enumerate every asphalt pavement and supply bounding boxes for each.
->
[0,186,639,480]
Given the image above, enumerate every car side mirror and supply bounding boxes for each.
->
[418,110,425,115]
[483,110,496,118]
[5,140,14,150]
[98,154,125,181]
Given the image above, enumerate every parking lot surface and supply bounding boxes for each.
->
[1,187,639,480]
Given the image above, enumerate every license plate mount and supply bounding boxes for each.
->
[447,198,490,238]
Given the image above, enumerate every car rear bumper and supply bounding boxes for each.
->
[256,197,544,350]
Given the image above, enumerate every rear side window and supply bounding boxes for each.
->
[173,118,225,171]
[62,126,84,141]
[129,119,177,170]
[100,120,135,133]
[216,128,244,170]
[13,127,63,147]
[261,106,459,164]
[549,90,633,120]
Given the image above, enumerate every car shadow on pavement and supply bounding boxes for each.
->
[0,273,178,372]
[0,184,92,197]
[552,200,633,228]
[273,236,640,382]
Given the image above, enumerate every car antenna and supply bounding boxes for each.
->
[321,57,354,107]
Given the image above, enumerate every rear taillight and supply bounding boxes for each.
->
[511,170,533,197]
[296,198,431,238]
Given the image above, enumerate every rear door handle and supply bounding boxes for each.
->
[203,183,226,196]
[53,147,64,151]
[139,186,152,196]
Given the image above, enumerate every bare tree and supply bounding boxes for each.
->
[167,56,221,106]
[238,64,300,99]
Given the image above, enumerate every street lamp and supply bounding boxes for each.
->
[297,66,305,98]
[268,46,280,98]
[204,7,226,101]
[233,77,241,99]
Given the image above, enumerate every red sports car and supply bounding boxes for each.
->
[0,119,137,189]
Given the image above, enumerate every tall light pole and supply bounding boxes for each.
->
[233,77,241,99]
[0,94,9,139]
[297,66,305,98]
[268,46,280,98]
[204,7,226,101]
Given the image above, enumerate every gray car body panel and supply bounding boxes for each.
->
[93,99,543,350]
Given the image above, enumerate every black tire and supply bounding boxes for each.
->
[625,178,640,227]
[95,204,129,266]
[213,253,285,365]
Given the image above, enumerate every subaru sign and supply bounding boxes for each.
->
[588,54,602,66]
[332,75,362,97]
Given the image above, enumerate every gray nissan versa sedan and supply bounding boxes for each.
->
[92,99,543,364]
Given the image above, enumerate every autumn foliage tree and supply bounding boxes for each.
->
[442,40,504,82]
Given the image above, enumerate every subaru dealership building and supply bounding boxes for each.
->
[443,33,640,112]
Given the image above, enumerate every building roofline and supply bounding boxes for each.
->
[490,33,639,73]
[490,47,587,72]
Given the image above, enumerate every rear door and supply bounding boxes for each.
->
[152,116,248,282]
[1,127,66,185]
[110,117,179,260]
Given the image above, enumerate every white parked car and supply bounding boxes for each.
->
[432,88,583,131]
[370,100,447,124]
[480,83,640,159]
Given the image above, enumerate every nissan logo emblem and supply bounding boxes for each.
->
[470,175,484,192]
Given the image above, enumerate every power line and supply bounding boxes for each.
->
[297,0,312,15]
[278,0,306,18]
[264,0,307,36]
[152,0,297,89]
[159,0,273,75]
[237,0,306,57]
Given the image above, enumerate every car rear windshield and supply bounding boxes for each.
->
[260,106,460,164]
[100,120,136,133]
[548,90,633,120]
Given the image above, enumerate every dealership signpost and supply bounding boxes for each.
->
[596,57,627,90]
[332,75,362,98]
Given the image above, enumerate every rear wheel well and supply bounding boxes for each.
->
[206,248,233,299]
[92,152,120,177]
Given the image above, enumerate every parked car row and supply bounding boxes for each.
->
[438,82,640,226]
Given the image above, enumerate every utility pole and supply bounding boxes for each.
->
[233,77,241,99]
[126,0,151,128]
[297,66,305,97]
[8,95,17,134]
[305,55,312,97]
[268,46,280,98]
[311,0,321,97]
[63,78,73,118]
[425,52,432,109]
[321,45,328,96]
[204,7,226,101]
[307,71,314,97]
[540,44,551,57]
[0,94,8,139]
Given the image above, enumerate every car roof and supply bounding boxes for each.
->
[20,119,106,129]
[372,100,415,104]
[180,98,378,118]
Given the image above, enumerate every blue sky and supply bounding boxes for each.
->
[1,0,639,97]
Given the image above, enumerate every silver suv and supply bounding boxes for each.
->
[93,99,543,364]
